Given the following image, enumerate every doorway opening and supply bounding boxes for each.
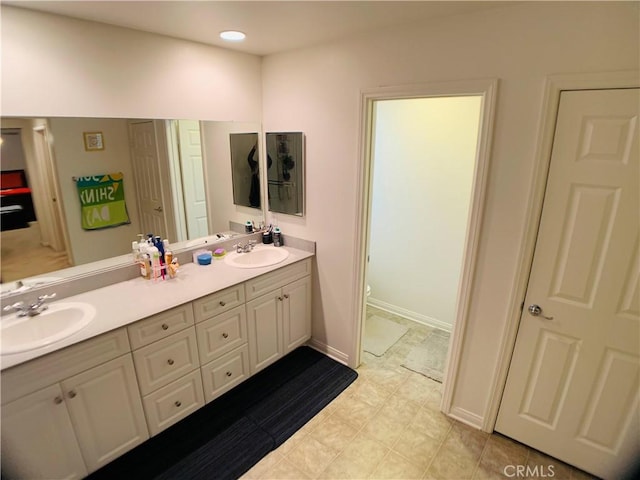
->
[362,95,482,386]
[353,79,497,421]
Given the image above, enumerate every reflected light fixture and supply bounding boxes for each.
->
[220,30,246,42]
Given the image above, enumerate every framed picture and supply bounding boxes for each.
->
[83,131,104,151]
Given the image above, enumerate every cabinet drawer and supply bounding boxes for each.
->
[193,285,245,322]
[1,328,130,405]
[128,303,195,350]
[133,328,199,395]
[201,345,250,403]
[244,259,312,300]
[196,305,248,364]
[142,370,204,436]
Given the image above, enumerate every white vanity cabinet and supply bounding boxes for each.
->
[1,384,88,479]
[245,259,312,374]
[1,255,313,477]
[194,285,251,403]
[0,329,148,476]
[128,303,205,436]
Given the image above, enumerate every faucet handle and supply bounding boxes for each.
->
[3,302,25,312]
[37,293,56,302]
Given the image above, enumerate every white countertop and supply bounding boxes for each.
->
[1,245,314,370]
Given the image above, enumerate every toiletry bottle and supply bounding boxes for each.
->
[273,227,282,247]
[132,241,140,261]
[148,246,160,281]
[245,221,253,234]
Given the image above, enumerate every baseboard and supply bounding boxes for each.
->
[367,298,453,333]
[307,339,349,366]
[448,406,486,431]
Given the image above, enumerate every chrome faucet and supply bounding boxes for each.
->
[3,293,57,317]
[235,240,257,253]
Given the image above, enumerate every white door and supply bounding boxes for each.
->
[496,88,639,479]
[129,120,169,237]
[62,354,149,472]
[1,384,87,479]
[177,120,209,239]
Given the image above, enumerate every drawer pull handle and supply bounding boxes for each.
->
[226,371,232,377]
[175,401,182,407]
[167,359,175,365]
[284,294,290,299]
[278,296,283,301]
[68,390,77,399]
[54,396,64,405]
[219,301,226,306]
[222,332,229,339]
[162,323,169,330]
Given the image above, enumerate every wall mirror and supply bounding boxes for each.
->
[229,132,262,209]
[266,132,305,216]
[0,117,264,293]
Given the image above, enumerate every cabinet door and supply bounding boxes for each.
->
[283,276,312,353]
[246,291,283,373]
[61,354,149,473]
[1,384,87,480]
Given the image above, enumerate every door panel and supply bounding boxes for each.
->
[496,88,639,479]
[129,121,168,237]
[177,120,209,239]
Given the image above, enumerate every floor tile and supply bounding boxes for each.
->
[370,451,426,479]
[285,434,339,478]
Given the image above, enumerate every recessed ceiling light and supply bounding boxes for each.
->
[220,30,246,42]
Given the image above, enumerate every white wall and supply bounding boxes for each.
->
[368,97,481,329]
[261,2,639,425]
[1,6,262,121]
[48,118,142,265]
[0,130,27,171]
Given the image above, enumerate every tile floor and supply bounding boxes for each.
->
[241,306,598,480]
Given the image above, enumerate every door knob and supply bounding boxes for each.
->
[528,304,554,320]
[154,206,163,212]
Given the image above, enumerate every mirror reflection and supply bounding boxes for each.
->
[0,118,264,288]
[266,132,304,216]
[229,133,261,209]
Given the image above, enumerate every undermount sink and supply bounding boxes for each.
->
[224,245,290,269]
[1,302,96,354]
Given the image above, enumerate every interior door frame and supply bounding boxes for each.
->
[351,78,499,419]
[485,70,640,432]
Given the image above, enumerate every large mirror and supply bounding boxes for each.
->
[0,117,264,291]
[266,132,304,216]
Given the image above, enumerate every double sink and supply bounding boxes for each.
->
[1,245,290,355]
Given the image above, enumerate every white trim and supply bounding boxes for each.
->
[351,78,499,419]
[449,406,484,430]
[484,70,640,432]
[308,339,349,366]
[366,298,452,333]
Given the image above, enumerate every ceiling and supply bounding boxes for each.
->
[3,1,502,56]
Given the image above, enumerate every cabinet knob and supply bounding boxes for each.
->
[278,296,283,301]
[284,294,290,299]
[162,323,169,330]
[219,301,226,306]
[222,332,229,339]
[54,396,64,405]
[167,358,175,365]
[226,371,232,377]
[68,390,77,399]
[175,401,182,407]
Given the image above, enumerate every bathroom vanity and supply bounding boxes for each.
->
[0,246,313,478]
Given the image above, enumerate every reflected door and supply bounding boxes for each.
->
[129,121,169,237]
[177,120,208,239]
[496,89,639,478]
